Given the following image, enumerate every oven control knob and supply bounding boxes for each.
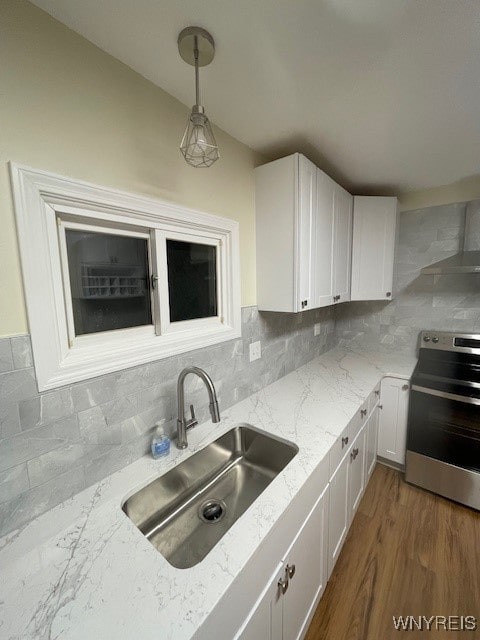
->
[423,336,430,342]
[432,336,439,343]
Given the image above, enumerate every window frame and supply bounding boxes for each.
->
[155,228,223,336]
[10,163,241,391]
[57,216,156,345]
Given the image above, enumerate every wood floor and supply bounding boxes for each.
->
[305,464,480,640]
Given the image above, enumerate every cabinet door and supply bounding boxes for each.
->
[282,487,329,640]
[333,185,353,303]
[377,377,410,465]
[365,406,379,480]
[235,563,283,640]
[327,453,349,577]
[255,155,297,312]
[314,169,335,307]
[348,426,366,520]
[351,196,397,301]
[296,155,317,311]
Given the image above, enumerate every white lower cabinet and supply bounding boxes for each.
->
[235,562,284,640]
[209,385,386,640]
[327,453,349,578]
[377,377,410,466]
[282,486,329,640]
[347,426,366,520]
[328,421,367,578]
[365,406,379,480]
[236,486,329,640]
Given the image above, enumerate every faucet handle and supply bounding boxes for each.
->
[186,404,198,431]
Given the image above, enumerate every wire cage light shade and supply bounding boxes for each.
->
[180,107,219,168]
[178,26,219,168]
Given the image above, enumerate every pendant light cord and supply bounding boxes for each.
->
[194,36,201,106]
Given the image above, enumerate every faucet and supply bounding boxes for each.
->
[176,366,221,449]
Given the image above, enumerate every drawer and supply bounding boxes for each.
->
[329,409,361,476]
[368,382,381,415]
[329,398,371,477]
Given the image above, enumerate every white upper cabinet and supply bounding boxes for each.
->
[314,174,352,307]
[332,184,353,304]
[255,153,316,312]
[255,153,353,312]
[297,155,317,310]
[351,196,397,301]
[314,169,335,307]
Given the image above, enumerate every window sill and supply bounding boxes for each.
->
[40,323,241,390]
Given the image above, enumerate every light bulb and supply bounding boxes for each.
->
[191,123,208,154]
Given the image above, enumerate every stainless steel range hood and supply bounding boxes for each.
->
[421,250,480,274]
[421,202,480,275]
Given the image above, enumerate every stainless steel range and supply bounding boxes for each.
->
[405,331,480,510]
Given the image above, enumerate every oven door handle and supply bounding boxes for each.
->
[411,385,480,406]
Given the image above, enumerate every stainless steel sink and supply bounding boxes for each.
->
[122,424,298,569]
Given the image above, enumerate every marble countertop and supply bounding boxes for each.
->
[0,341,416,640]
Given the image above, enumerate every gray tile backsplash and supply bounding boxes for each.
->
[0,305,335,536]
[336,199,480,352]
[4,198,477,537]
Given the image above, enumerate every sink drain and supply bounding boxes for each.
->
[199,499,226,523]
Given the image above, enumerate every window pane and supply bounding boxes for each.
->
[65,229,152,336]
[167,239,217,322]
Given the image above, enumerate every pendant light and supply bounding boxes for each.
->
[178,27,219,168]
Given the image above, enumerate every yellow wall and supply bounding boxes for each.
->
[0,0,262,337]
[398,174,480,212]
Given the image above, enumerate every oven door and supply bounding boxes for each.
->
[407,386,480,473]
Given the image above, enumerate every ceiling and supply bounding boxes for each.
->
[31,0,480,194]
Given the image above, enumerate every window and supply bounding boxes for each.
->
[63,225,153,336]
[11,164,241,390]
[166,239,217,322]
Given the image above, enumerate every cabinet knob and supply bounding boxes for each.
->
[361,409,367,418]
[286,564,296,579]
[278,577,289,595]
[386,292,392,297]
[378,404,383,410]
[341,436,349,448]
[375,389,380,396]
[350,447,359,461]
[402,384,409,391]
[301,300,308,309]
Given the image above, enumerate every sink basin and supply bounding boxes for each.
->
[122,424,298,568]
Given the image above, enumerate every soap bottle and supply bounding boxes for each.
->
[151,423,170,459]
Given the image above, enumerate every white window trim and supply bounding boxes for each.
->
[10,163,241,391]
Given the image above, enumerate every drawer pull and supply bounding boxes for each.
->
[278,577,289,594]
[286,564,296,579]
[350,447,359,461]
[361,409,367,418]
[341,436,349,448]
